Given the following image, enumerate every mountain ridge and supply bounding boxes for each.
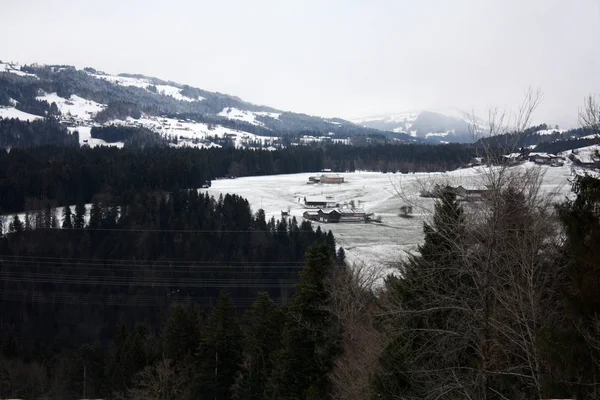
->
[0,60,417,149]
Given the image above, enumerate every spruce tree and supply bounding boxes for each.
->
[9,215,24,233]
[162,304,202,364]
[62,206,73,229]
[191,293,243,400]
[555,174,600,397]
[372,188,469,399]
[232,292,283,400]
[269,243,341,400]
[74,202,86,229]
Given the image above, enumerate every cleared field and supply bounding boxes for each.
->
[204,163,573,277]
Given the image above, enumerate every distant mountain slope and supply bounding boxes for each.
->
[0,61,416,149]
[354,109,477,143]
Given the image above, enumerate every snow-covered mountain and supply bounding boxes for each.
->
[353,109,478,143]
[0,60,416,149]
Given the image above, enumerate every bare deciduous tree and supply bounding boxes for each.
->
[327,262,383,400]
[121,358,187,400]
[377,90,570,399]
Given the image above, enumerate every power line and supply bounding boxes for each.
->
[0,254,307,265]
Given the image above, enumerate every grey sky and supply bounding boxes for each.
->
[1,0,599,127]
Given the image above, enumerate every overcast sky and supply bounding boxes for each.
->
[1,0,599,127]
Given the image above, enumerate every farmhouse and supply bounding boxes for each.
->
[307,175,320,184]
[303,196,337,208]
[453,185,490,201]
[320,174,344,184]
[303,207,367,223]
[338,208,367,222]
[303,210,320,221]
[318,209,342,223]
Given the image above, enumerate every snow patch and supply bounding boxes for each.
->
[36,92,106,121]
[0,107,43,121]
[218,107,281,126]
[67,126,123,148]
[155,85,203,102]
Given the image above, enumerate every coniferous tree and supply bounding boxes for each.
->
[372,189,468,399]
[162,304,203,364]
[554,174,600,397]
[74,202,86,229]
[10,215,24,233]
[191,293,243,400]
[62,206,73,229]
[232,292,283,400]
[269,243,341,400]
[89,201,102,229]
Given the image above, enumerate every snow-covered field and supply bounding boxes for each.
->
[203,163,574,277]
[0,162,579,278]
[0,107,43,121]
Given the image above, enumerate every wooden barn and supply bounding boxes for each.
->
[320,174,344,184]
[318,209,341,223]
[304,196,337,208]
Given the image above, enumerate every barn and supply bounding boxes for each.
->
[318,209,342,223]
[320,174,344,184]
[304,196,337,208]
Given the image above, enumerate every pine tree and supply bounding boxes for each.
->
[62,206,73,229]
[89,201,102,229]
[232,292,283,400]
[9,215,24,233]
[74,202,86,229]
[191,293,243,400]
[269,243,341,400]
[555,174,600,397]
[162,304,202,364]
[372,188,469,399]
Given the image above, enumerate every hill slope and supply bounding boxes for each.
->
[0,61,416,148]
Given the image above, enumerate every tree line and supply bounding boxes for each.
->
[0,187,342,398]
[0,143,479,214]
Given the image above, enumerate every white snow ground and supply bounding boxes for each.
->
[0,107,43,121]
[203,163,574,279]
[218,107,281,126]
[67,126,124,148]
[36,92,106,121]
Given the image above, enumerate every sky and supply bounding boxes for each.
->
[1,0,599,127]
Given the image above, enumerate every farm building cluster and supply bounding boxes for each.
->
[420,184,490,201]
[303,208,368,223]
[307,174,345,184]
[469,150,598,169]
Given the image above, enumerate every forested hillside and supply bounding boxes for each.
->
[0,189,339,398]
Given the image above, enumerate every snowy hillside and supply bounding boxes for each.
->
[1,60,417,148]
[0,106,43,121]
[354,109,477,143]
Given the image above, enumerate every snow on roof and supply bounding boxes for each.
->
[528,152,551,158]
[456,185,488,191]
[569,145,600,164]
[503,153,521,159]
[536,129,566,136]
[319,208,342,214]
[0,107,43,121]
[304,196,330,203]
